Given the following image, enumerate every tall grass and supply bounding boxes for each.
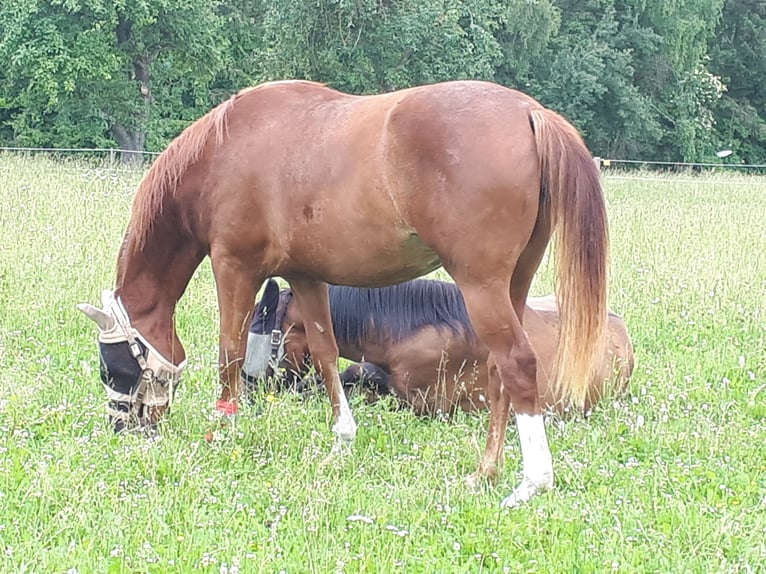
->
[0,154,764,573]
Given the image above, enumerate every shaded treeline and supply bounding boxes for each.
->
[0,0,763,164]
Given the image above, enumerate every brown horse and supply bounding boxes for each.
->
[77,79,608,507]
[247,278,632,414]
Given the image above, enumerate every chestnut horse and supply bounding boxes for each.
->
[78,79,608,507]
[248,279,632,414]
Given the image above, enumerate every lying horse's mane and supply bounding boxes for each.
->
[326,279,477,345]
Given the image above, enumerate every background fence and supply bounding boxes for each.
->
[3,146,766,180]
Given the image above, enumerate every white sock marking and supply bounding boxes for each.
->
[331,392,357,444]
[501,413,554,508]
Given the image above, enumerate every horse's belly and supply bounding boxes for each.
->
[284,227,442,287]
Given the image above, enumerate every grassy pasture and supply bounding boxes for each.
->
[0,154,764,573]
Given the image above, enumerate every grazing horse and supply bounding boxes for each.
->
[247,278,633,414]
[77,79,608,507]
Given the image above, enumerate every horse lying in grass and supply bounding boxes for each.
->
[77,79,609,507]
[246,278,633,415]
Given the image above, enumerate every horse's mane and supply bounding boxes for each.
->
[326,279,477,345]
[128,87,250,254]
[128,81,330,255]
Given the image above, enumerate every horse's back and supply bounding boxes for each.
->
[375,81,542,213]
[186,80,547,285]
[217,79,541,199]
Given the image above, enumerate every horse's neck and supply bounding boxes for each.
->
[115,225,205,360]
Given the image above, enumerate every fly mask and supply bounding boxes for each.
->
[241,278,290,390]
[78,290,185,432]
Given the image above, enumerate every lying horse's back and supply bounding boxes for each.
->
[523,298,634,411]
[185,80,541,285]
[349,293,632,415]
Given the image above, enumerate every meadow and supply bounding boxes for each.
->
[0,153,764,573]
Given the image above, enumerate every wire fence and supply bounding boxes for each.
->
[2,145,766,182]
[593,156,766,184]
[595,157,766,170]
[0,145,160,160]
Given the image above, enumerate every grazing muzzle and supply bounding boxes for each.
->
[78,290,185,432]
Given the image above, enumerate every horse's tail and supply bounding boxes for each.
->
[529,107,609,408]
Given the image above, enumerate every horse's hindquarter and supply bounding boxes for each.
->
[525,298,635,406]
[198,81,542,285]
[381,82,543,274]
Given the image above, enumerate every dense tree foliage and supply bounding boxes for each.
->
[708,0,765,164]
[0,0,224,161]
[0,0,762,163]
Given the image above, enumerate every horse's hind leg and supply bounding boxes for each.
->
[454,278,553,507]
[286,278,357,449]
[500,218,556,507]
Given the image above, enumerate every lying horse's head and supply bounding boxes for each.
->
[243,279,311,391]
[77,290,185,432]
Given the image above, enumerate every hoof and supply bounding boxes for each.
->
[204,401,240,443]
[215,400,239,416]
[464,460,498,493]
[320,439,352,468]
[499,475,554,508]
[331,415,358,445]
[203,422,232,444]
[464,473,487,494]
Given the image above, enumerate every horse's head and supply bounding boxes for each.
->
[243,279,312,391]
[77,290,185,433]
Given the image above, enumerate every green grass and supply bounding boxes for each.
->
[1,154,764,573]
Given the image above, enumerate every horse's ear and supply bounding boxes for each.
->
[263,278,280,304]
[251,279,280,334]
[100,289,116,309]
[77,302,116,332]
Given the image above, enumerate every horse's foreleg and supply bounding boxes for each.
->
[457,280,553,506]
[287,278,357,449]
[212,254,261,412]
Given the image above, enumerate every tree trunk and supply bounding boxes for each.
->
[111,124,146,165]
[113,16,154,166]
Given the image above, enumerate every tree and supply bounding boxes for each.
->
[709,0,766,164]
[211,0,268,99]
[0,0,225,161]
[520,0,726,161]
[2,0,762,163]
[512,1,657,159]
[620,0,726,161]
[255,0,504,94]
[492,0,560,92]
